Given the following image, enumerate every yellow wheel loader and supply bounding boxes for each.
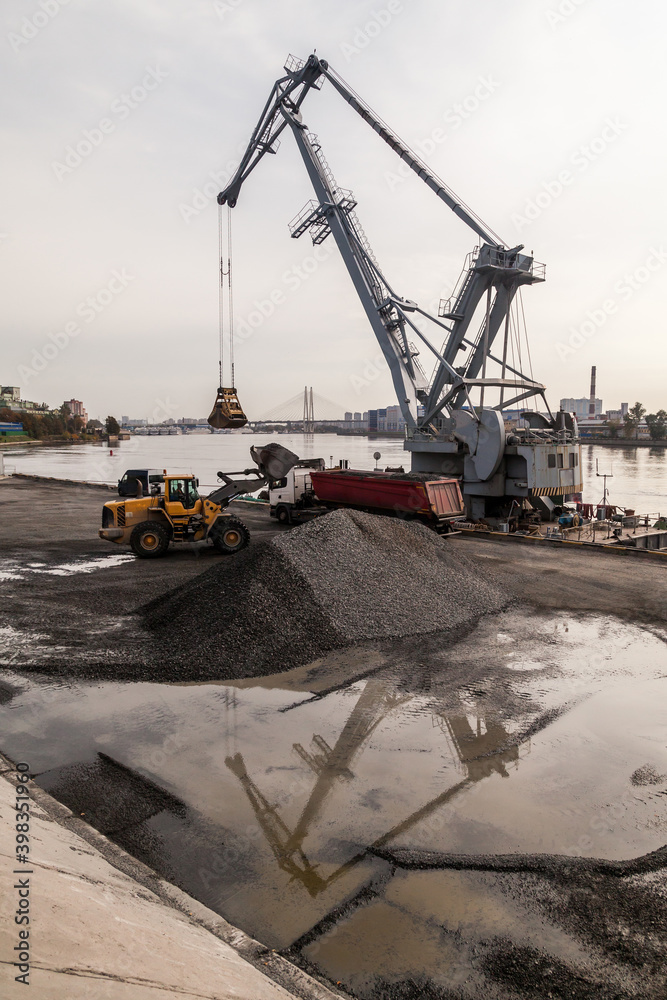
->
[98,443,298,559]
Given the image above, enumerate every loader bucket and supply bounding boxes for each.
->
[208,387,248,429]
[250,442,299,481]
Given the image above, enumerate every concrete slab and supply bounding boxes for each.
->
[0,769,297,1000]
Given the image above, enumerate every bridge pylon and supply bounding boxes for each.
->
[303,386,315,433]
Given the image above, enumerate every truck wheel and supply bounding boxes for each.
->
[211,517,250,554]
[276,505,291,524]
[130,521,170,558]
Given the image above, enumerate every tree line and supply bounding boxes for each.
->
[606,402,667,440]
[0,406,121,441]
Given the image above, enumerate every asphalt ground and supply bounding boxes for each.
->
[1,477,665,678]
[1,477,667,999]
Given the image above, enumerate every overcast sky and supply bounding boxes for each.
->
[2,0,666,422]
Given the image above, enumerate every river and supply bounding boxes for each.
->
[3,432,666,515]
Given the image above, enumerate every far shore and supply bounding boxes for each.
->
[581,438,667,449]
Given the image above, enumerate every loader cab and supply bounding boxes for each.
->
[164,475,201,514]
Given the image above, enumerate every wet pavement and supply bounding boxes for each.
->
[0,477,289,671]
[1,609,667,997]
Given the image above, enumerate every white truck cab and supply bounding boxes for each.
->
[269,458,326,523]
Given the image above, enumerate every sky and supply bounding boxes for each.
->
[2,0,666,423]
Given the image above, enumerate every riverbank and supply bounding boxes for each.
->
[0,438,41,449]
[0,436,96,449]
[0,754,339,999]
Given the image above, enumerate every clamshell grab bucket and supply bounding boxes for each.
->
[208,387,248,429]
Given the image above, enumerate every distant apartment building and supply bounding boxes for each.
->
[384,405,404,432]
[560,396,603,418]
[605,404,629,422]
[1,384,49,413]
[342,411,368,431]
[364,404,429,433]
[366,406,405,433]
[368,408,385,432]
[63,399,88,424]
[1,386,20,405]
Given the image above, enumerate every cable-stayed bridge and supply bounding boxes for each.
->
[251,386,346,430]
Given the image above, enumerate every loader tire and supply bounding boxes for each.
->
[130,521,170,558]
[211,517,250,555]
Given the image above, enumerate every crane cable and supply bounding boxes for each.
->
[228,206,235,388]
[217,204,235,389]
[218,203,225,388]
[519,289,535,407]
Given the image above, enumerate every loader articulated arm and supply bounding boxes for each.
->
[207,443,299,509]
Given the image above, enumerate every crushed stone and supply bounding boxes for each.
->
[631,763,666,786]
[143,509,510,681]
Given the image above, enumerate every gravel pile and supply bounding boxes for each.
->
[273,509,507,640]
[143,509,509,680]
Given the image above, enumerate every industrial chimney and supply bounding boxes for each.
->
[588,365,597,418]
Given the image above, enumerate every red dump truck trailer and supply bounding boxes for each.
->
[268,462,465,531]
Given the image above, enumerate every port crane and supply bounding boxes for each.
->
[219,54,581,522]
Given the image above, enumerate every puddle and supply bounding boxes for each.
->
[0,625,51,657]
[0,610,666,990]
[0,554,136,579]
[0,568,22,581]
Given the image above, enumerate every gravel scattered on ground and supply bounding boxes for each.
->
[143,509,510,680]
[631,763,666,786]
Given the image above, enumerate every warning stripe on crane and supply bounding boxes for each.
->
[530,484,583,497]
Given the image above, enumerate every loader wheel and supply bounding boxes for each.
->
[211,517,250,555]
[130,521,170,558]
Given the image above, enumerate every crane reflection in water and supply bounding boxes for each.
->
[225,678,523,897]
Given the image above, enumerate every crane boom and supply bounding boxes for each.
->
[279,103,423,429]
[221,55,503,247]
[320,64,504,247]
[219,56,326,208]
